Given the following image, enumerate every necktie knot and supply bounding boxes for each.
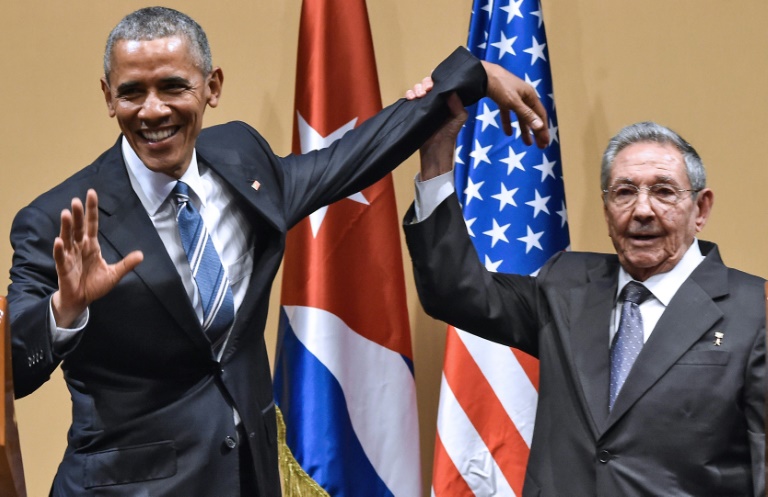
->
[172,181,191,206]
[620,281,651,306]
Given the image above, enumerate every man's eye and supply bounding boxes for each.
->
[116,87,144,99]
[651,185,678,200]
[613,186,636,197]
[163,84,188,93]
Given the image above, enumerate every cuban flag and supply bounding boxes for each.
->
[431,1,570,495]
[273,0,421,495]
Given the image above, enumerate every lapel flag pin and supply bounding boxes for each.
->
[713,331,724,346]
[251,180,261,191]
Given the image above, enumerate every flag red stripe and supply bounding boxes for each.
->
[432,432,475,497]
[511,348,540,392]
[443,327,529,496]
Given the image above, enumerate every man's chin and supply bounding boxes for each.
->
[619,244,659,265]
[139,157,186,178]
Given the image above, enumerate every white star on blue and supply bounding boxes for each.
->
[455,0,570,274]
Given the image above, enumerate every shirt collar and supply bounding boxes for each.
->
[121,136,206,215]
[616,239,705,306]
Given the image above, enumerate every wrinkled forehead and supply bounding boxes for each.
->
[118,36,187,57]
[107,36,206,86]
[610,142,687,185]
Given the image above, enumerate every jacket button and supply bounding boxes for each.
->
[224,436,237,449]
[598,449,611,463]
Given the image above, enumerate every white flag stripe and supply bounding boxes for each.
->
[284,305,420,496]
[437,374,518,497]
[457,329,538,447]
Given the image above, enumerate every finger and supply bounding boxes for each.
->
[518,91,549,149]
[421,76,434,92]
[501,111,513,137]
[59,209,74,250]
[528,110,549,150]
[533,124,550,149]
[52,237,66,270]
[112,250,144,280]
[518,119,533,147]
[406,85,425,100]
[445,92,468,123]
[70,197,85,243]
[85,189,100,240]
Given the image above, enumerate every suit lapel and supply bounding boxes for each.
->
[605,245,727,429]
[196,143,284,233]
[568,260,619,435]
[93,142,211,353]
[196,146,287,358]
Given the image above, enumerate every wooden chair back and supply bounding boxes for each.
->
[0,296,26,496]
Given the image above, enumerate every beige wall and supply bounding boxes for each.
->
[1,1,766,495]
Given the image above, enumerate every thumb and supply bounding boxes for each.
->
[113,250,144,280]
[513,90,549,148]
[445,92,468,132]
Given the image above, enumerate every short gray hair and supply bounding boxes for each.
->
[104,7,212,82]
[601,121,706,192]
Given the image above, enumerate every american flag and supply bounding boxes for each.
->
[431,1,569,495]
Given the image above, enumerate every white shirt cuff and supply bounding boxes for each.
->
[413,170,455,223]
[49,298,89,352]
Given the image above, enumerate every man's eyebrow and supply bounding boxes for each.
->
[159,76,192,86]
[612,177,634,185]
[611,175,678,185]
[654,175,676,184]
[115,81,142,94]
[114,76,192,94]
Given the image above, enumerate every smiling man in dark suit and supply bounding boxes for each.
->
[403,93,766,496]
[7,6,551,497]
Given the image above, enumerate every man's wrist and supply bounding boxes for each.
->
[51,291,87,329]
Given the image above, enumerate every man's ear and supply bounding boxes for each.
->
[206,67,224,108]
[101,77,116,118]
[602,193,611,234]
[694,188,714,233]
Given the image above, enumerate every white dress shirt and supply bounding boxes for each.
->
[50,137,254,352]
[612,241,704,344]
[412,170,706,346]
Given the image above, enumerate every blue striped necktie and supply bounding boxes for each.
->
[609,281,652,410]
[172,181,234,352]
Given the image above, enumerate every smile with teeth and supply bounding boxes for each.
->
[140,127,179,143]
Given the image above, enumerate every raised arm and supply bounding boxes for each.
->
[406,59,549,151]
[417,92,468,180]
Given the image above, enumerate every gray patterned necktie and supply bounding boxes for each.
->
[609,281,652,410]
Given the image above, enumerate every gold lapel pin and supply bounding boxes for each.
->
[713,331,724,346]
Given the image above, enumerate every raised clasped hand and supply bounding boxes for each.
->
[405,61,550,149]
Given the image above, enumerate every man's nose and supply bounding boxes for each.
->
[138,92,171,120]
[632,190,655,217]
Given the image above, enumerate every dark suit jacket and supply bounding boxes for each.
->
[405,194,766,497]
[8,48,486,496]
